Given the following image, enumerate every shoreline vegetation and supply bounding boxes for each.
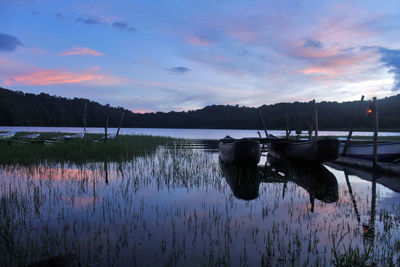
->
[1,131,399,165]
[0,133,175,165]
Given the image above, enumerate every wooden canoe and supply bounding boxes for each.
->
[218,136,261,164]
[339,141,400,162]
[0,131,16,139]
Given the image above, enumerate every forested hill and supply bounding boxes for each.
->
[1,87,400,130]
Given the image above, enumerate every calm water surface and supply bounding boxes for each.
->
[0,139,399,266]
[1,126,400,139]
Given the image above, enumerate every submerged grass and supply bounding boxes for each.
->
[0,133,175,165]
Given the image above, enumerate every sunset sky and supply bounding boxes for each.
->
[1,0,400,112]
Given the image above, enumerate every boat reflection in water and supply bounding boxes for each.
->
[220,155,339,212]
[219,160,264,200]
[267,155,339,211]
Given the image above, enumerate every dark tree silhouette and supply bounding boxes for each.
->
[0,87,399,130]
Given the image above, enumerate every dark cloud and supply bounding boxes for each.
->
[0,32,22,52]
[75,17,106,25]
[112,21,136,32]
[303,38,322,49]
[166,66,191,74]
[377,47,400,91]
[74,17,136,32]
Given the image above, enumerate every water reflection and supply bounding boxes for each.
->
[267,155,339,204]
[221,155,339,212]
[221,161,275,200]
[363,171,377,243]
[0,145,399,266]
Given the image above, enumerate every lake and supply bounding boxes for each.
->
[1,126,400,139]
[0,133,399,266]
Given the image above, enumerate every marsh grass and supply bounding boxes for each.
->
[0,133,175,165]
[332,231,373,266]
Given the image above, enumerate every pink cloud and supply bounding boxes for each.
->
[289,41,342,59]
[61,47,104,56]
[185,35,212,46]
[4,68,103,86]
[301,54,372,77]
[225,28,259,44]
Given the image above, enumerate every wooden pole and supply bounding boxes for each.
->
[258,109,269,138]
[314,101,318,139]
[285,112,290,138]
[342,95,365,156]
[372,97,378,169]
[83,102,87,133]
[308,100,315,140]
[116,110,125,140]
[105,104,109,143]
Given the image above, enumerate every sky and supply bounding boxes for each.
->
[1,0,400,112]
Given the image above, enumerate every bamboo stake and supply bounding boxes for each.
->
[342,95,364,156]
[105,104,109,143]
[258,109,269,138]
[285,112,290,138]
[116,110,125,140]
[372,97,378,169]
[314,101,318,139]
[308,100,315,140]
[83,102,87,133]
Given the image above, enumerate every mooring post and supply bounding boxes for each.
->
[116,110,125,140]
[309,99,315,140]
[258,109,269,138]
[342,95,365,156]
[372,97,378,169]
[83,102,87,133]
[285,112,290,138]
[314,100,318,139]
[105,104,109,143]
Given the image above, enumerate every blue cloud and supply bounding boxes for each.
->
[75,17,135,32]
[75,17,106,25]
[377,47,400,91]
[166,66,191,74]
[303,38,322,49]
[112,21,136,32]
[0,33,22,52]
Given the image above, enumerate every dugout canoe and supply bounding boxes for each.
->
[218,136,261,165]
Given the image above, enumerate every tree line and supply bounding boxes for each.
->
[1,87,399,131]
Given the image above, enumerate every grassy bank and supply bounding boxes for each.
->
[0,133,175,165]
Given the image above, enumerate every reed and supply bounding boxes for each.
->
[0,133,175,165]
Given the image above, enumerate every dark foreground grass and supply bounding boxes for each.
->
[0,133,175,165]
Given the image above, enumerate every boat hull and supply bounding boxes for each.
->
[268,138,340,163]
[219,138,261,164]
[0,131,16,140]
[339,141,400,162]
